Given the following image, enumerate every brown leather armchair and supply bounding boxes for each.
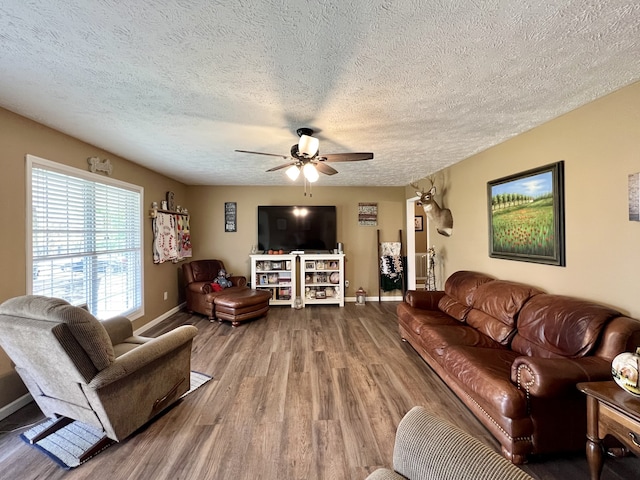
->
[182,259,248,319]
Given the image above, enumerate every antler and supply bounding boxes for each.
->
[411,176,436,192]
[426,175,436,188]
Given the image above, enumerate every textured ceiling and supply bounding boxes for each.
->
[1,1,639,187]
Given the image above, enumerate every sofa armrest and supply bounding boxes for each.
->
[511,356,612,397]
[102,315,134,345]
[188,281,211,294]
[230,275,247,287]
[390,406,533,479]
[365,469,405,480]
[88,325,198,389]
[404,290,446,310]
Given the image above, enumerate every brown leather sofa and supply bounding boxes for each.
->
[397,270,640,464]
[182,259,248,319]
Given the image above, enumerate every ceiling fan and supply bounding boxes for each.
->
[235,128,374,182]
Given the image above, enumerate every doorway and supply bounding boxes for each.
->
[405,196,430,290]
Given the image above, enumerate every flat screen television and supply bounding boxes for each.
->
[257,206,337,253]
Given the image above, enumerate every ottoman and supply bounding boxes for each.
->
[213,288,272,326]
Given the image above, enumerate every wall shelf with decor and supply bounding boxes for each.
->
[250,254,297,307]
[300,253,345,307]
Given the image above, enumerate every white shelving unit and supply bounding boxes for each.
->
[250,254,297,307]
[300,253,345,307]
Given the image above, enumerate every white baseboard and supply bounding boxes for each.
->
[345,295,403,302]
[134,302,186,335]
[0,392,33,422]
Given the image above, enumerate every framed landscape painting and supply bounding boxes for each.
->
[487,161,565,266]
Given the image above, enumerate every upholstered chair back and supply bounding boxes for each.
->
[183,259,226,284]
[0,296,114,408]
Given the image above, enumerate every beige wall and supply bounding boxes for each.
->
[3,79,638,412]
[414,81,640,318]
[0,107,189,409]
[186,185,406,298]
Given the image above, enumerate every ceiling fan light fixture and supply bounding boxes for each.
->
[286,165,301,180]
[303,163,319,182]
[298,134,319,157]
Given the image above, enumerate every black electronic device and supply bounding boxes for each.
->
[257,205,337,253]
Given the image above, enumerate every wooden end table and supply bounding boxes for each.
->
[577,381,640,480]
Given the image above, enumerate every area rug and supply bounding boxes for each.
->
[20,371,212,469]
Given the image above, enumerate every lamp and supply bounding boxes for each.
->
[286,165,300,181]
[302,163,319,183]
[355,287,367,305]
[298,135,319,157]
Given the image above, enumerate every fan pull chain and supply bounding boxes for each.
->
[304,177,312,197]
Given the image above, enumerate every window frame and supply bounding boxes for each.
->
[26,154,145,320]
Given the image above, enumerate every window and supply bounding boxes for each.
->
[27,155,144,320]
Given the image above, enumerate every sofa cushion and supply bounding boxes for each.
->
[205,285,249,303]
[443,346,526,418]
[438,271,494,321]
[466,280,543,345]
[511,294,621,358]
[420,324,505,359]
[398,304,459,335]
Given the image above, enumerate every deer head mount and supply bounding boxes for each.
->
[411,178,454,237]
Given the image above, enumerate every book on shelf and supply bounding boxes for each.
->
[278,287,291,300]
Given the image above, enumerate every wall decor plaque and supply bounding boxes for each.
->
[225,202,237,232]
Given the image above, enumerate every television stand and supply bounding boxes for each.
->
[249,254,297,308]
[300,253,345,307]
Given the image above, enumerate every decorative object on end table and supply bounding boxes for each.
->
[612,347,640,396]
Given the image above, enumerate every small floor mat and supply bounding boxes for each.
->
[21,371,212,469]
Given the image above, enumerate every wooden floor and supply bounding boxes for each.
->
[1,302,639,480]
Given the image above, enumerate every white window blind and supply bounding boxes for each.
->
[27,155,144,320]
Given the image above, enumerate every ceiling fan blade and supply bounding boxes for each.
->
[315,162,338,176]
[235,149,289,159]
[266,161,297,172]
[321,152,374,162]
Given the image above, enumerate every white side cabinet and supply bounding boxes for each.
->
[250,254,297,307]
[300,254,344,307]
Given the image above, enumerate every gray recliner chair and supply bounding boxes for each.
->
[0,295,198,443]
[366,406,534,480]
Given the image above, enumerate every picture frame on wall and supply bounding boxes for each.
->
[414,215,424,232]
[225,202,237,232]
[487,161,565,266]
[358,202,378,226]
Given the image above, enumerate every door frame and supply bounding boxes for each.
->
[406,196,430,290]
